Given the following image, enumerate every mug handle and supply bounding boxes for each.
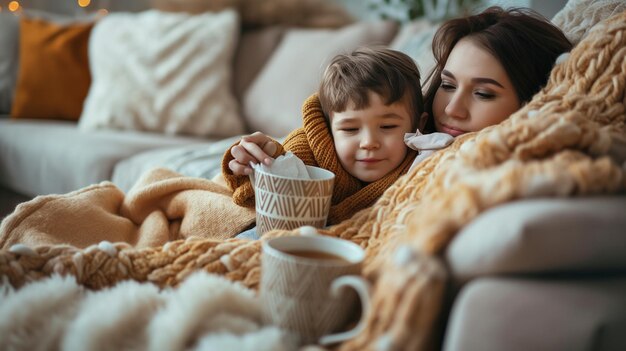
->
[318,275,371,345]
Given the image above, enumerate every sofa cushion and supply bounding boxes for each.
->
[0,10,97,116]
[78,9,246,138]
[0,13,19,115]
[242,20,398,137]
[112,136,240,192]
[112,134,289,192]
[446,197,626,282]
[444,277,626,351]
[11,17,93,121]
[0,119,207,197]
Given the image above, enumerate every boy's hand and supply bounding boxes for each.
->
[229,132,277,175]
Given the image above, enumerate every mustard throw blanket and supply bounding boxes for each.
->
[1,10,626,351]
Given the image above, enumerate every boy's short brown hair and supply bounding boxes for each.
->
[318,47,423,128]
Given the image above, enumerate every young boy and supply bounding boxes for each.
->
[221,47,424,227]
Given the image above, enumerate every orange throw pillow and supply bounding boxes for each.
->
[11,17,93,121]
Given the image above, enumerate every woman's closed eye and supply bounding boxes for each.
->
[440,81,456,91]
[381,125,399,130]
[475,90,496,100]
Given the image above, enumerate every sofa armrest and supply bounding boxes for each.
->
[445,196,626,283]
[444,277,626,351]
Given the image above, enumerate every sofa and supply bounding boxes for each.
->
[1,1,626,350]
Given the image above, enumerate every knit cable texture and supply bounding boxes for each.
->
[2,10,626,351]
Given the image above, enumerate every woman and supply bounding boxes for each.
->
[422,7,573,136]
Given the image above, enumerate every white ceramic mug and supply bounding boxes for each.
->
[260,231,370,345]
[251,165,335,236]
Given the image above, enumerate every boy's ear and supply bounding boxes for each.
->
[417,112,428,131]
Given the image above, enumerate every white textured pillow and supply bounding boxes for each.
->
[79,9,245,138]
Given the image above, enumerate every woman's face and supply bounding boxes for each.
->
[432,38,521,137]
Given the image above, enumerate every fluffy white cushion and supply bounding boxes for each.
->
[242,21,398,137]
[79,9,245,138]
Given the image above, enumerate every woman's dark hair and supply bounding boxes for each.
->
[319,47,424,129]
[422,6,572,132]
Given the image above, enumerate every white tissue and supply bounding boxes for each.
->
[252,152,311,179]
[404,129,455,172]
[404,130,454,150]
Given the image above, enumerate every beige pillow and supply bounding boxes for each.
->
[243,21,398,137]
[79,9,246,138]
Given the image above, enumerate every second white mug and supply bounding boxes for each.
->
[260,232,370,345]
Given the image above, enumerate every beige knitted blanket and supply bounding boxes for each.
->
[1,9,626,351]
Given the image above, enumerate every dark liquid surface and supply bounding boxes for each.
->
[285,250,348,263]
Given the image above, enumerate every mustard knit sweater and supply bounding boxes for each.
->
[221,94,417,225]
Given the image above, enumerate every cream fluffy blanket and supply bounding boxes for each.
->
[0,272,294,351]
[0,168,255,249]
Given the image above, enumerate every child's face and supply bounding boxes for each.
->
[330,91,413,183]
[432,38,520,137]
